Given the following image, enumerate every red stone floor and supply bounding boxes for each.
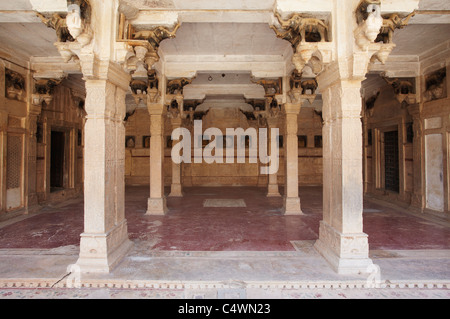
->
[0,186,449,251]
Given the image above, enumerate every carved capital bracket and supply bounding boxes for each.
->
[354,1,414,75]
[382,75,416,105]
[271,11,332,73]
[121,21,181,72]
[364,90,380,118]
[287,70,317,105]
[129,22,181,52]
[5,69,26,102]
[166,77,193,95]
[423,68,447,102]
[31,77,64,106]
[37,0,93,63]
[252,77,282,98]
[166,94,183,121]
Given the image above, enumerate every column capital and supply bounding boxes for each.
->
[81,57,131,92]
[284,102,302,115]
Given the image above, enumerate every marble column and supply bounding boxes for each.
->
[146,101,167,214]
[314,73,372,274]
[76,78,132,273]
[266,114,281,197]
[283,102,303,215]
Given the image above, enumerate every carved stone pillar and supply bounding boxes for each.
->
[169,115,183,197]
[407,103,424,210]
[283,102,303,215]
[76,78,132,273]
[146,101,167,214]
[314,68,372,274]
[266,112,280,197]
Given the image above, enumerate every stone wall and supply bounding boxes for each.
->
[0,54,85,217]
[36,84,85,204]
[363,59,450,215]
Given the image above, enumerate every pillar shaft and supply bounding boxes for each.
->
[77,79,132,273]
[283,103,302,214]
[266,117,280,197]
[146,102,167,214]
[314,74,372,274]
[169,116,183,197]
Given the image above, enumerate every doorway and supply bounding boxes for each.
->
[50,131,65,191]
[384,130,399,193]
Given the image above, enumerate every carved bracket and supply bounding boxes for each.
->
[288,70,317,104]
[424,68,447,102]
[37,0,93,63]
[354,1,414,73]
[5,69,26,102]
[354,1,383,50]
[32,78,63,106]
[166,95,185,120]
[375,11,416,44]
[128,22,181,52]
[271,12,332,73]
[166,77,192,95]
[382,76,416,105]
[252,78,282,97]
[271,12,329,46]
[364,90,380,117]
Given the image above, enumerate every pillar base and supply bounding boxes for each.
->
[76,220,133,273]
[168,184,183,197]
[314,221,373,275]
[146,197,167,215]
[267,184,281,197]
[283,196,303,215]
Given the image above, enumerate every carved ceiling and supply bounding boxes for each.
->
[0,0,448,106]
